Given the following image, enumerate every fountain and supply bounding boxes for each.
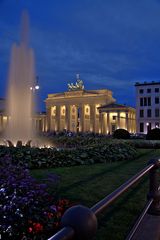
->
[5,12,36,145]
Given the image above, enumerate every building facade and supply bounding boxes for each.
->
[135,81,160,134]
[45,89,115,133]
[45,77,136,134]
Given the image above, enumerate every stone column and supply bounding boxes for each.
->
[126,112,129,131]
[107,112,110,134]
[130,112,132,132]
[44,115,47,132]
[131,111,134,133]
[42,117,45,132]
[37,119,40,132]
[65,105,70,131]
[79,105,82,132]
[39,119,42,132]
[99,111,103,134]
[46,107,51,131]
[117,111,120,129]
[0,115,3,132]
[102,113,106,134]
[90,104,96,132]
[56,105,61,131]
[79,104,85,132]
[103,113,107,134]
[41,118,44,132]
[45,116,48,132]
[43,117,46,132]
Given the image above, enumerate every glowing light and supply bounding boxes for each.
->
[35,85,40,90]
[51,106,56,116]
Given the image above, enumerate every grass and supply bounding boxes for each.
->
[32,149,160,240]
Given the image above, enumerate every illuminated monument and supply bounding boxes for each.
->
[0,74,136,135]
[5,12,36,143]
[45,75,136,134]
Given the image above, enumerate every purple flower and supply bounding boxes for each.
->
[0,151,70,239]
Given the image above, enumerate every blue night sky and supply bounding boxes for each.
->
[0,0,160,110]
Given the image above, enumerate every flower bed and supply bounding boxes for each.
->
[0,156,71,239]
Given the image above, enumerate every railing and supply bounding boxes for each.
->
[48,159,160,240]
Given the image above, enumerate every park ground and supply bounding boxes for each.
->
[32,148,160,240]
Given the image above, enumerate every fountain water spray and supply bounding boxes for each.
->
[5,12,36,145]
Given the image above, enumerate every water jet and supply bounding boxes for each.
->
[5,11,36,145]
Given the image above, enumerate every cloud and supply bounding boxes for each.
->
[1,0,160,110]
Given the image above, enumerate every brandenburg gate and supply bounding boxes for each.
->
[0,76,136,134]
[45,75,136,134]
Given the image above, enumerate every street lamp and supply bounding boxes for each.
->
[30,76,40,92]
[146,122,149,134]
[30,76,40,115]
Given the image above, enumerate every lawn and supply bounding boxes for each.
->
[32,148,160,240]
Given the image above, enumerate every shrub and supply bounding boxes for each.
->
[0,156,71,239]
[0,141,137,169]
[133,140,160,148]
[146,128,160,140]
[40,133,112,149]
[113,129,130,139]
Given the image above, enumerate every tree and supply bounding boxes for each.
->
[146,128,160,140]
[113,129,130,139]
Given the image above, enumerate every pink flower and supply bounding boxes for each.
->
[28,227,32,233]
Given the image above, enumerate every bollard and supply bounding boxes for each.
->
[61,205,97,240]
[147,159,160,215]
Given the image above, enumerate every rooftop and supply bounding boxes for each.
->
[135,81,160,86]
[98,103,135,110]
